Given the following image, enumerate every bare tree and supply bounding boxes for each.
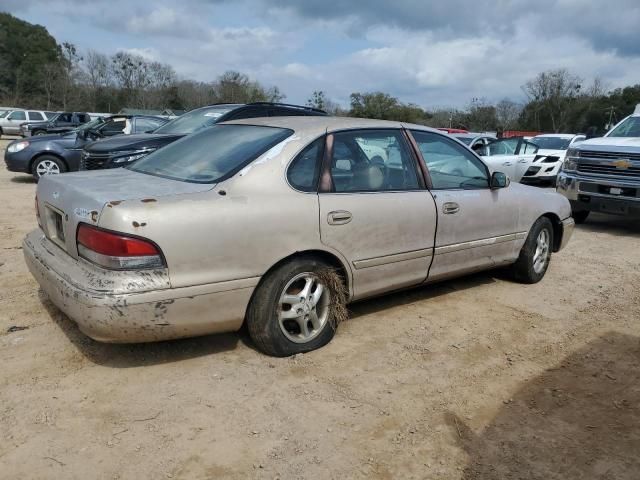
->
[522,69,582,132]
[495,98,522,129]
[83,50,111,110]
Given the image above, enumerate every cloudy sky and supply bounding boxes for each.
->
[6,0,640,108]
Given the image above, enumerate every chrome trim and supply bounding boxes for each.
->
[577,190,640,203]
[434,232,525,255]
[353,248,432,270]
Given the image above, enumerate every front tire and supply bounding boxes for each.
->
[511,217,554,284]
[32,156,66,181]
[246,257,346,357]
[33,130,47,136]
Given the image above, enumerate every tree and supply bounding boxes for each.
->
[522,69,582,132]
[213,71,284,104]
[495,99,522,130]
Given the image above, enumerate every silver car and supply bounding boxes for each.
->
[24,117,574,356]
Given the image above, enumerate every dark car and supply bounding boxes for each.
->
[79,102,327,170]
[4,115,168,180]
[21,112,92,137]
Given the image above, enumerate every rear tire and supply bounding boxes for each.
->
[572,210,589,224]
[32,155,66,182]
[246,257,345,357]
[511,217,554,284]
[33,130,47,136]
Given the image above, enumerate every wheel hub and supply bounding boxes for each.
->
[278,272,330,344]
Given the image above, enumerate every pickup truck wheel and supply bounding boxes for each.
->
[33,130,47,136]
[246,257,345,357]
[511,217,553,284]
[32,156,66,181]
[572,210,589,224]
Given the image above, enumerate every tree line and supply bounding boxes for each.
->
[2,12,640,134]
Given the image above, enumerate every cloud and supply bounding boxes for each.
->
[6,0,640,108]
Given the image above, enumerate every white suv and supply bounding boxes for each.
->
[0,110,53,137]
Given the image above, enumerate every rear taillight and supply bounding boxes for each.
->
[76,223,164,270]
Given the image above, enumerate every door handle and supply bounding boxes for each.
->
[442,202,460,214]
[328,210,352,225]
[502,161,513,166]
[517,158,528,163]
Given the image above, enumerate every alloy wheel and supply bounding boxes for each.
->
[35,160,60,177]
[278,272,330,343]
[532,229,550,274]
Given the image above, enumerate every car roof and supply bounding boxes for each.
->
[222,116,442,136]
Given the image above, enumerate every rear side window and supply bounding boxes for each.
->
[227,107,268,120]
[129,124,293,183]
[28,111,44,121]
[329,129,420,192]
[287,137,324,192]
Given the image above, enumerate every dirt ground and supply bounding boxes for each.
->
[0,137,639,480]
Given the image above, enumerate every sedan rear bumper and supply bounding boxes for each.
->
[23,229,256,343]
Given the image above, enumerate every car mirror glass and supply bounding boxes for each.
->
[490,171,509,189]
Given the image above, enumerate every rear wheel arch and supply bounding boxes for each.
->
[257,250,352,299]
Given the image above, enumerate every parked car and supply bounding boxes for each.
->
[21,111,92,137]
[24,117,574,357]
[0,109,50,136]
[476,136,540,182]
[79,102,327,171]
[557,105,640,222]
[522,134,586,185]
[4,115,168,180]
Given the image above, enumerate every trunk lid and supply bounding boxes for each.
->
[36,168,214,258]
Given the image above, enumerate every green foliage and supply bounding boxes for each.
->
[0,12,60,105]
[349,92,430,123]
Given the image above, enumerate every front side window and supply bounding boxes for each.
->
[520,141,539,154]
[57,113,73,123]
[130,124,293,183]
[411,130,488,190]
[287,137,324,192]
[8,111,26,121]
[606,116,640,138]
[28,111,44,121]
[134,117,164,133]
[329,130,420,192]
[487,138,519,155]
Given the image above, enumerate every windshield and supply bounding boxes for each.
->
[607,116,640,138]
[153,106,237,135]
[454,136,473,145]
[129,124,293,183]
[74,117,104,133]
[531,136,571,150]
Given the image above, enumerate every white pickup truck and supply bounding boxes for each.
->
[557,105,640,222]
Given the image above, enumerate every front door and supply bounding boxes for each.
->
[410,130,521,281]
[5,110,26,134]
[319,129,437,300]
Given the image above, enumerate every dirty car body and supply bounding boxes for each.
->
[24,117,574,354]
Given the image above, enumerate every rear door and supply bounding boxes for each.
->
[318,129,437,300]
[410,130,521,281]
[513,140,539,181]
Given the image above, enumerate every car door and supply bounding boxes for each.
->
[410,130,522,282]
[318,129,437,300]
[480,137,521,179]
[512,140,539,181]
[5,110,26,134]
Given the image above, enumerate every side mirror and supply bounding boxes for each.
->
[490,171,510,189]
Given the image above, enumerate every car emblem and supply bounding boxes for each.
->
[52,191,60,199]
[613,159,632,170]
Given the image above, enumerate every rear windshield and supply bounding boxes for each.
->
[607,116,640,138]
[129,124,293,183]
[153,106,236,135]
[531,136,572,150]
